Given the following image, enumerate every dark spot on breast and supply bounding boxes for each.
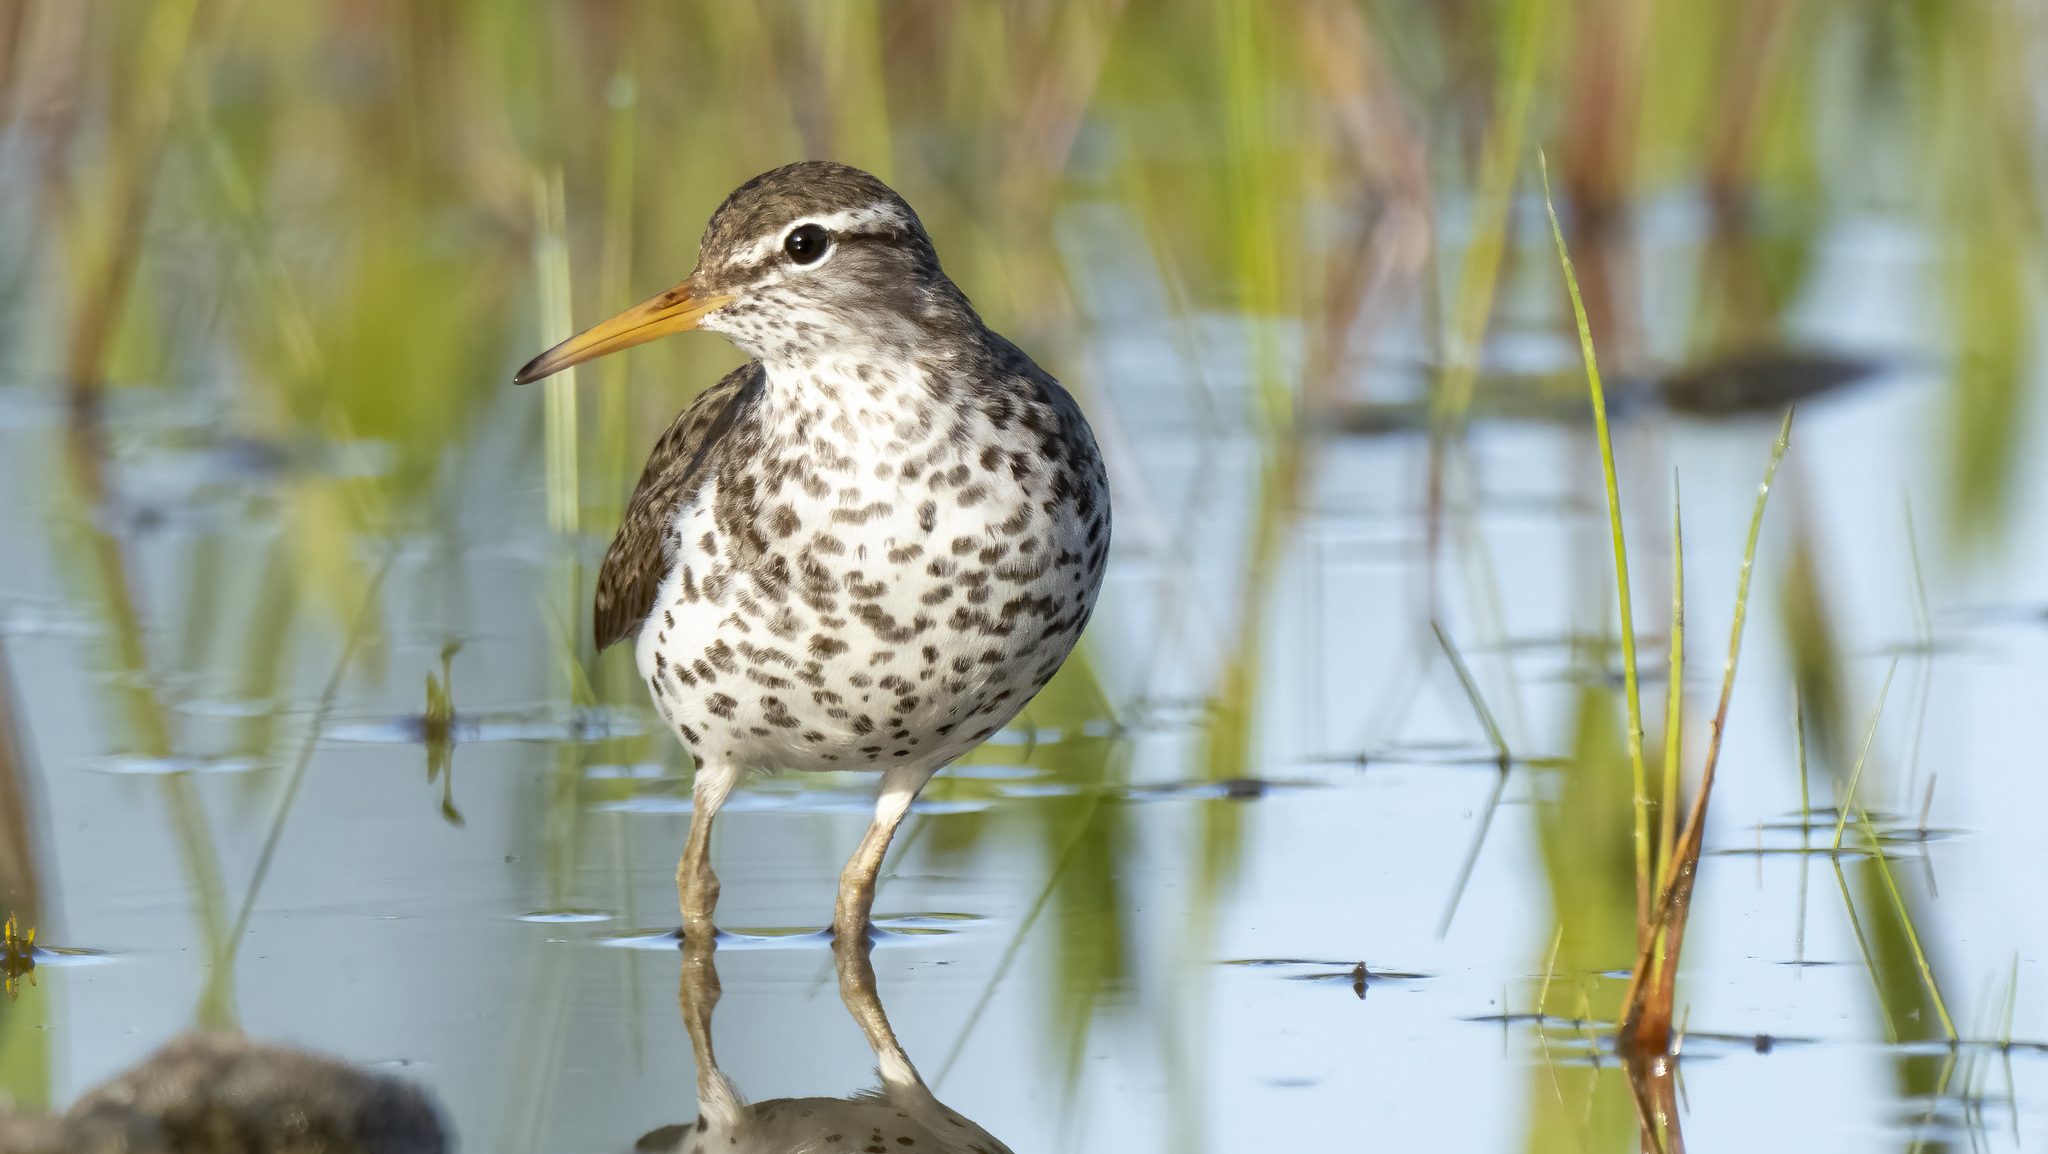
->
[832,501,893,525]
[751,554,792,603]
[706,640,739,673]
[853,603,920,643]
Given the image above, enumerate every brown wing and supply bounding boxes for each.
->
[594,362,764,651]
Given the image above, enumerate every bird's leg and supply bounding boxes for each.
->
[676,932,745,1129]
[834,764,935,941]
[678,759,740,937]
[833,928,925,1095]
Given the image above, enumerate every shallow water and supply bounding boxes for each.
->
[5,5,2048,1152]
[10,319,2048,1151]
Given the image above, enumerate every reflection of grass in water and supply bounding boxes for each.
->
[931,650,1128,1101]
[1527,678,1639,1152]
[1780,514,1962,1140]
[422,640,464,827]
[58,420,235,1028]
[208,552,393,1024]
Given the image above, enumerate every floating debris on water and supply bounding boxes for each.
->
[2,914,33,997]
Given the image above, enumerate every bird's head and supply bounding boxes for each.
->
[514,162,970,385]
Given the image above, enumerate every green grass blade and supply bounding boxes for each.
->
[1431,618,1512,937]
[1539,150,1650,939]
[1830,658,1900,852]
[1854,805,1957,1042]
[1432,619,1511,762]
[1656,478,1684,885]
[1617,408,1793,1048]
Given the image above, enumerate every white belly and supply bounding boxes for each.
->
[635,449,1096,775]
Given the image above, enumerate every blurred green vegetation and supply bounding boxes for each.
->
[2,2,2043,1149]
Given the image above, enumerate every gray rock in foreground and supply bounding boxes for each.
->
[0,1032,447,1154]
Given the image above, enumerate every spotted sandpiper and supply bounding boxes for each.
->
[516,162,1110,941]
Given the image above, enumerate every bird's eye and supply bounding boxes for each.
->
[783,223,830,265]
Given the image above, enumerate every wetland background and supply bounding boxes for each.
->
[2,1,2047,1150]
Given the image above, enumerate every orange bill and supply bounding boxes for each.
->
[514,282,733,384]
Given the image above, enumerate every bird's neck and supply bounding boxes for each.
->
[753,341,965,463]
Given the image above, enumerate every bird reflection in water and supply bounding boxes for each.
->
[636,939,1012,1154]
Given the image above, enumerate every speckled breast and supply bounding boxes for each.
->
[635,366,1108,774]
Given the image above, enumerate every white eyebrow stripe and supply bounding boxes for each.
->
[734,204,912,265]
